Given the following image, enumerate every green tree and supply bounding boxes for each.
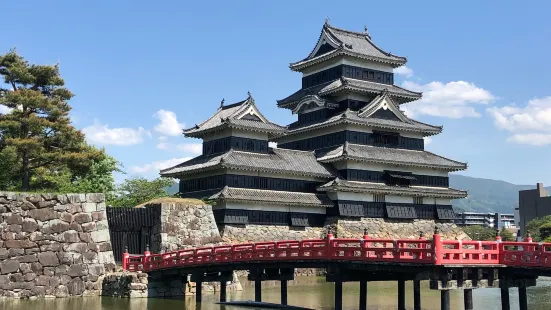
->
[0,49,97,190]
[500,228,515,242]
[49,148,122,198]
[0,145,20,190]
[525,215,551,242]
[109,177,175,207]
[462,225,498,241]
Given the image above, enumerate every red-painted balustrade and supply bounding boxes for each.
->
[122,233,551,272]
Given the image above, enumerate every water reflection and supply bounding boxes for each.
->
[0,278,550,310]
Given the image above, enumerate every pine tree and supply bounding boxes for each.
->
[0,49,97,190]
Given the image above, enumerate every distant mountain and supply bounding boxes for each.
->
[450,174,548,214]
[166,175,548,215]
[166,182,179,195]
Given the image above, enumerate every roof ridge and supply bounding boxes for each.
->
[423,150,468,167]
[325,23,406,60]
[272,147,316,155]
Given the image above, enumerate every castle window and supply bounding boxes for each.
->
[246,140,255,152]
[414,197,424,205]
[374,194,386,203]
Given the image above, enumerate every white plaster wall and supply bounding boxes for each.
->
[225,169,327,182]
[302,56,394,76]
[436,198,452,205]
[386,195,413,204]
[332,191,373,201]
[277,121,425,144]
[344,162,449,177]
[202,129,268,142]
[217,201,326,214]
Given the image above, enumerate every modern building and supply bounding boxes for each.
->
[161,22,468,227]
[518,183,551,235]
[454,212,516,229]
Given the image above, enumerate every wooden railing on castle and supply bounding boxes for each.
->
[123,231,551,272]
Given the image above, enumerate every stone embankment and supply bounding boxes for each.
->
[0,192,115,299]
[220,217,469,242]
[102,271,242,298]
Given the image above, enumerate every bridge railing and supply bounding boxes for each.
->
[122,232,550,272]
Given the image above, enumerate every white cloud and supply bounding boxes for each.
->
[130,157,192,175]
[402,81,496,118]
[424,137,432,145]
[156,142,170,150]
[507,133,551,146]
[487,97,551,132]
[394,66,414,78]
[83,121,149,146]
[153,110,185,136]
[177,143,202,154]
[488,96,551,146]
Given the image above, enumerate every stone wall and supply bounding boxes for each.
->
[220,217,468,243]
[148,200,222,253]
[102,271,242,298]
[220,224,327,243]
[0,192,115,299]
[333,218,469,240]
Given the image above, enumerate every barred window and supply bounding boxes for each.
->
[414,196,424,204]
[374,194,386,203]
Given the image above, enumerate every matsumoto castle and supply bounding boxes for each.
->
[161,22,467,227]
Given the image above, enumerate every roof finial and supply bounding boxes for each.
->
[364,25,371,39]
[325,16,330,25]
[247,91,255,105]
[220,98,225,108]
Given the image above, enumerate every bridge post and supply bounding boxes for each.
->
[413,280,421,310]
[440,290,450,310]
[219,280,227,302]
[398,279,406,310]
[433,227,442,265]
[196,279,202,303]
[518,283,528,310]
[500,281,510,310]
[255,279,262,302]
[334,279,343,310]
[464,289,473,310]
[280,280,288,305]
[122,246,129,270]
[359,280,367,310]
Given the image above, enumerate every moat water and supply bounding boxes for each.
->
[1,277,551,310]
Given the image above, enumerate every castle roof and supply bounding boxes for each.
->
[277,77,421,109]
[184,94,286,138]
[160,148,335,179]
[290,22,407,71]
[316,142,467,171]
[317,178,467,199]
[210,186,334,207]
[278,93,441,138]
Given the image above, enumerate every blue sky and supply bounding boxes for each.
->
[1,1,551,185]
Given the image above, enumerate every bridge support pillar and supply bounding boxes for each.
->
[464,289,473,310]
[255,279,262,302]
[195,280,202,303]
[334,279,343,310]
[413,280,421,310]
[359,280,367,310]
[500,282,510,310]
[398,279,406,310]
[440,290,450,310]
[518,285,528,310]
[219,280,227,302]
[281,280,288,305]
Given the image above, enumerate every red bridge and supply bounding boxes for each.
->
[123,231,550,310]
